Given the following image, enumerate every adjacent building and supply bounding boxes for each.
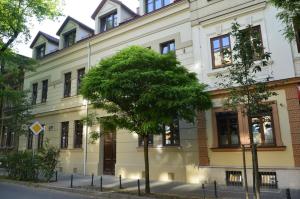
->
[19,0,300,189]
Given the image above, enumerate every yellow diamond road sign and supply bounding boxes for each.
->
[30,121,43,135]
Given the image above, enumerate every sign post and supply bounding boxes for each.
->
[29,121,44,156]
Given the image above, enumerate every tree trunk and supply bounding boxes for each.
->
[143,134,150,194]
[242,145,249,199]
[248,120,260,199]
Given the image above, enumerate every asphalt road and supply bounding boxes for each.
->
[0,182,95,199]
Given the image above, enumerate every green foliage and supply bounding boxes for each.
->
[217,22,277,118]
[268,0,300,41]
[4,144,59,181]
[0,0,62,53]
[81,46,212,136]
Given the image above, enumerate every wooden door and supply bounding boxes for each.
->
[103,130,116,175]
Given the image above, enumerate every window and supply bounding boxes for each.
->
[161,40,175,54]
[138,135,154,146]
[294,18,300,53]
[216,112,240,147]
[32,83,38,105]
[77,68,85,94]
[64,72,72,98]
[0,127,6,148]
[145,0,174,13]
[250,109,275,145]
[241,25,264,60]
[226,171,243,186]
[211,34,232,69]
[74,120,83,148]
[162,119,180,146]
[37,131,44,149]
[36,44,46,59]
[259,172,278,189]
[64,30,76,48]
[0,126,13,148]
[41,80,48,103]
[100,12,118,32]
[27,131,33,149]
[61,121,69,149]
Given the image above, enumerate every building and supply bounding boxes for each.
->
[19,0,300,189]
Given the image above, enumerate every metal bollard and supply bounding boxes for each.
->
[119,175,122,189]
[70,174,73,188]
[214,180,218,198]
[202,183,206,199]
[137,179,141,196]
[100,176,103,192]
[91,173,94,186]
[55,171,58,182]
[286,188,291,199]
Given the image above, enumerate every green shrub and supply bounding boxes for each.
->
[4,144,59,182]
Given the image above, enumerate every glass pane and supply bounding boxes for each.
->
[155,0,162,9]
[162,46,169,54]
[251,117,262,144]
[214,52,222,67]
[213,39,220,51]
[170,42,175,51]
[230,119,239,145]
[113,14,118,27]
[222,36,230,47]
[147,1,154,13]
[164,125,172,145]
[164,0,173,6]
[262,116,274,144]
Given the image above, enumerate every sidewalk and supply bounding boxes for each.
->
[39,173,300,199]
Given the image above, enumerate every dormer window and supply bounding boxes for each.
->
[36,44,46,59]
[100,11,118,32]
[146,0,174,13]
[64,30,76,48]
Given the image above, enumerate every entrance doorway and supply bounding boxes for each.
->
[103,129,116,175]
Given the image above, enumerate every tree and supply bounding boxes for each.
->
[217,23,277,199]
[0,52,34,151]
[268,0,300,41]
[81,46,212,194]
[0,0,62,55]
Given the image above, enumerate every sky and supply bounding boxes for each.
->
[14,0,139,57]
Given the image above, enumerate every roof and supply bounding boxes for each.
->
[91,0,137,19]
[30,31,59,48]
[56,16,94,36]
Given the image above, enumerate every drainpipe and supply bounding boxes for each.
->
[83,41,91,176]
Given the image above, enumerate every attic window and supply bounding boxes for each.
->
[100,11,118,32]
[36,43,46,59]
[64,30,76,48]
[146,0,174,13]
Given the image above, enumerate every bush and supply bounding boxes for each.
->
[4,145,59,181]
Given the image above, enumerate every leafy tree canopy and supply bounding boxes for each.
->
[268,0,300,40]
[0,0,62,54]
[81,46,212,135]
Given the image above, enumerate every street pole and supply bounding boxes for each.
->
[242,145,249,199]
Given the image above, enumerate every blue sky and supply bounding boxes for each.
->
[15,0,139,57]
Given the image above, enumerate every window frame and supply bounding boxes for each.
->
[138,134,154,147]
[41,79,48,103]
[145,0,174,13]
[162,119,180,146]
[77,68,85,95]
[216,111,240,148]
[32,83,38,105]
[100,11,118,32]
[160,40,175,54]
[36,43,46,59]
[64,72,72,98]
[61,121,69,149]
[210,34,232,69]
[249,109,276,146]
[37,130,44,149]
[74,120,83,149]
[63,29,76,48]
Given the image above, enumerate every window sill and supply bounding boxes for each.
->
[61,95,80,101]
[136,145,182,152]
[210,146,286,152]
[60,148,83,152]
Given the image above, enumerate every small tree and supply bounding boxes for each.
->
[217,23,277,199]
[268,0,300,41]
[81,46,212,194]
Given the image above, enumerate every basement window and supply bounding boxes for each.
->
[226,171,243,186]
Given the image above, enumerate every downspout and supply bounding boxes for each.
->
[83,40,91,176]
